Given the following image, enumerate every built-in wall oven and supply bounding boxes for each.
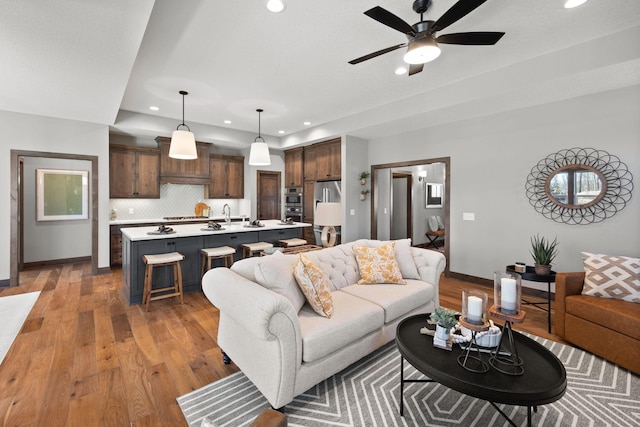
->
[285,187,303,222]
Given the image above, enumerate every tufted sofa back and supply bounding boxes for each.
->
[302,241,362,290]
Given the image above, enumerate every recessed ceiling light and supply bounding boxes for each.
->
[266,0,286,13]
[395,67,407,75]
[224,120,231,124]
[564,0,588,8]
[149,106,159,111]
[278,130,285,134]
[304,121,311,126]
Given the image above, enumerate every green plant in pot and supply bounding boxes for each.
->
[530,234,559,275]
[430,307,457,340]
[359,171,370,185]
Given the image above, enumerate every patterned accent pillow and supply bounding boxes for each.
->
[293,254,333,317]
[581,252,640,303]
[353,242,406,285]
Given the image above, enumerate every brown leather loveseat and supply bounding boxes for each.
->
[554,272,640,374]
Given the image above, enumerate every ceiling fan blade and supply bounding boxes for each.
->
[348,43,407,65]
[408,63,424,76]
[431,0,488,33]
[364,6,416,36]
[436,32,505,45]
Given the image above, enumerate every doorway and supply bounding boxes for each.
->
[10,150,99,286]
[257,170,281,220]
[391,172,413,240]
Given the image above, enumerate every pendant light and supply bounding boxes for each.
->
[169,90,197,160]
[249,108,271,166]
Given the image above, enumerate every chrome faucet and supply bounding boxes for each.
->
[222,203,231,225]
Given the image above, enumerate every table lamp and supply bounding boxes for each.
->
[315,203,341,247]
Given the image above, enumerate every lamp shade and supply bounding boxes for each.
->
[249,141,271,165]
[403,37,441,64]
[315,203,342,226]
[169,130,197,159]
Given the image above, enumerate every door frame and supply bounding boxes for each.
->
[371,157,450,277]
[10,150,99,286]
[256,170,281,220]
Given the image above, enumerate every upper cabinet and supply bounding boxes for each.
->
[109,145,160,198]
[315,138,341,180]
[284,147,304,187]
[155,136,210,184]
[303,144,317,181]
[205,154,245,199]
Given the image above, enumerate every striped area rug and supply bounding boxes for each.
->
[178,335,640,426]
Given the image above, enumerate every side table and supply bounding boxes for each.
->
[506,265,556,333]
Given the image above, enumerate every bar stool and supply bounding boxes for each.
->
[142,252,184,312]
[242,242,273,258]
[201,246,236,277]
[279,238,307,248]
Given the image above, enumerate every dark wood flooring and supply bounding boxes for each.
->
[0,264,563,426]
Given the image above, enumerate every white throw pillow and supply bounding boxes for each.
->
[428,216,439,232]
[362,239,420,280]
[254,251,306,311]
[436,215,445,230]
[581,252,640,303]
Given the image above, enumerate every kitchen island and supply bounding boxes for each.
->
[121,220,310,305]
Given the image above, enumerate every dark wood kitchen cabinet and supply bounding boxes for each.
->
[155,136,210,184]
[109,144,160,198]
[303,144,317,181]
[205,154,244,199]
[284,147,304,187]
[315,138,341,180]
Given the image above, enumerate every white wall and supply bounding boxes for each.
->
[23,157,92,262]
[1,110,110,281]
[342,136,370,242]
[366,86,640,279]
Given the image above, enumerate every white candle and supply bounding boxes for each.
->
[501,278,517,312]
[467,295,483,323]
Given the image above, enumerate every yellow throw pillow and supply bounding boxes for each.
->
[293,254,333,318]
[353,242,406,285]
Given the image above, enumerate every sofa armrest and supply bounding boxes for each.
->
[202,267,303,408]
[411,247,447,307]
[554,271,585,338]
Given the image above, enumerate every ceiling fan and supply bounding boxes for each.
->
[349,0,505,76]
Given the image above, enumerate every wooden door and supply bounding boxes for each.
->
[257,171,281,220]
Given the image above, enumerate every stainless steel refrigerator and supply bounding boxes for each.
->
[313,181,341,245]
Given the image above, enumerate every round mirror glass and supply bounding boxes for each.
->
[545,165,606,208]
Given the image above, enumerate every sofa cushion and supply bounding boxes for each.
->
[303,241,361,290]
[254,252,306,312]
[340,279,435,323]
[566,294,640,341]
[357,239,420,280]
[581,252,640,303]
[353,242,405,285]
[293,254,333,318]
[298,291,384,363]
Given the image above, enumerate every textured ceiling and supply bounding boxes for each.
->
[0,0,639,148]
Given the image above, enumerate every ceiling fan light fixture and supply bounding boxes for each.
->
[564,0,588,8]
[403,37,440,64]
[266,0,286,13]
[169,90,197,160]
[249,109,271,166]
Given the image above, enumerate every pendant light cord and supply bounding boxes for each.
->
[177,90,191,131]
[254,108,265,142]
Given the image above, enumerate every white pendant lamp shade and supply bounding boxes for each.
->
[403,37,441,64]
[249,108,271,166]
[564,0,588,8]
[266,0,286,13]
[249,140,271,165]
[169,129,197,159]
[169,90,197,160]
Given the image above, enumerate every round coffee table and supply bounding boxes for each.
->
[396,314,566,427]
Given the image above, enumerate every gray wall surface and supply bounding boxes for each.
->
[366,85,640,279]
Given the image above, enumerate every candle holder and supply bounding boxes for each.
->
[488,306,527,376]
[458,290,490,373]
[494,271,522,315]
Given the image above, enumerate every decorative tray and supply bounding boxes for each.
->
[243,224,265,228]
[147,230,176,235]
[200,227,226,232]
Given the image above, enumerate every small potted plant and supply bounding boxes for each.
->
[530,234,559,275]
[430,307,457,341]
[359,171,370,185]
[360,189,370,200]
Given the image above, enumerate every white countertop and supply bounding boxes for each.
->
[110,215,245,225]
[121,219,311,241]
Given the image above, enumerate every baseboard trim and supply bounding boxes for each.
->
[449,271,554,301]
[23,256,91,270]
[97,267,111,275]
[0,279,9,288]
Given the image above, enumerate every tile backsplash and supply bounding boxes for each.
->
[109,184,251,220]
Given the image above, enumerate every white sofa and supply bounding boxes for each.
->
[202,239,446,409]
